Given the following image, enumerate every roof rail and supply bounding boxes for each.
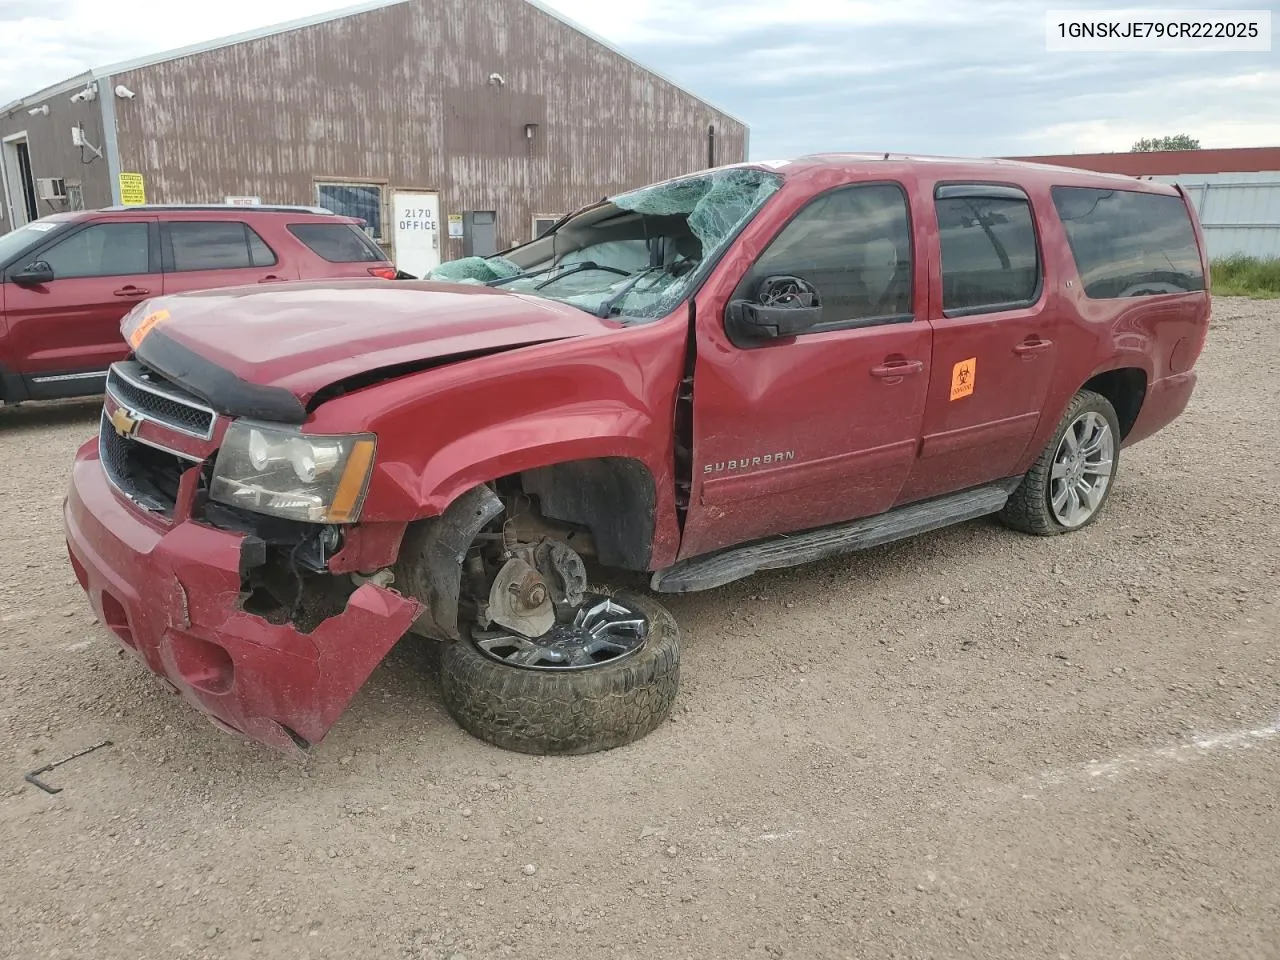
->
[97,204,337,215]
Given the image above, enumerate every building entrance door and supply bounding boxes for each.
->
[392,190,441,278]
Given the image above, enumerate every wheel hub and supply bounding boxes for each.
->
[1049,410,1116,528]
[471,595,649,671]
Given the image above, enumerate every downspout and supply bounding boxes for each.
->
[97,74,123,204]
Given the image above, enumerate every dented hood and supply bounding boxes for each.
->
[129,279,618,421]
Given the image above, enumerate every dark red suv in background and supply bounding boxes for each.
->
[0,205,395,404]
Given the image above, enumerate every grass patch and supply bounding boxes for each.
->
[1210,255,1280,299]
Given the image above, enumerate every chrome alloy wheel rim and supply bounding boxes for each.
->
[471,595,649,671]
[1049,411,1115,528]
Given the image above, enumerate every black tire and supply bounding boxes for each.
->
[439,590,680,755]
[999,389,1121,536]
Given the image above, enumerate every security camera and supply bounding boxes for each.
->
[488,72,505,86]
[114,85,135,100]
[28,105,49,116]
[69,83,97,103]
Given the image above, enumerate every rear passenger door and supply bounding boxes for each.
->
[897,182,1057,505]
[160,220,295,296]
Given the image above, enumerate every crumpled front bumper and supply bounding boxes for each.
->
[63,439,422,752]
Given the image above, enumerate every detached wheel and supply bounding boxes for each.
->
[440,590,680,755]
[999,389,1121,536]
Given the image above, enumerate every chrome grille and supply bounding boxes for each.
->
[106,362,216,440]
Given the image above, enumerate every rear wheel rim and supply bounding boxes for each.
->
[1049,411,1115,528]
[471,594,649,671]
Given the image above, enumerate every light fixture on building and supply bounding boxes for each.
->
[488,72,505,86]
[115,85,136,100]
[28,105,49,116]
[524,122,539,140]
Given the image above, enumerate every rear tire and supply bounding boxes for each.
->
[999,389,1121,536]
[439,590,680,755]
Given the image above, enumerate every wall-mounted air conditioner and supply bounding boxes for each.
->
[37,178,68,201]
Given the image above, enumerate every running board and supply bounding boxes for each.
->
[651,480,1020,594]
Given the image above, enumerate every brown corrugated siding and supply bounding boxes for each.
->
[0,93,113,220]
[1005,147,1280,177]
[110,0,746,254]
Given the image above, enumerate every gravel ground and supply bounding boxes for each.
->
[2,297,1278,960]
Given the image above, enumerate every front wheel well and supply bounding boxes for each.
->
[518,457,656,571]
[1082,368,1147,439]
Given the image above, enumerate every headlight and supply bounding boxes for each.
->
[209,421,376,523]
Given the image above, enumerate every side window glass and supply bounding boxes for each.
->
[168,222,277,271]
[738,183,913,330]
[935,188,1040,314]
[41,223,149,279]
[247,227,277,267]
[1051,186,1204,298]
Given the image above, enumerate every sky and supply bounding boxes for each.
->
[1,0,1276,159]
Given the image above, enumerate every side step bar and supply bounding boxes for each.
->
[650,480,1021,594]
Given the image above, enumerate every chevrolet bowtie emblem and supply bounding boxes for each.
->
[109,407,140,438]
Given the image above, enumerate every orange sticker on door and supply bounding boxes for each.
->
[127,308,170,349]
[950,357,976,401]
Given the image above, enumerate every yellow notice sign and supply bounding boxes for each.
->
[950,357,976,401]
[118,172,146,206]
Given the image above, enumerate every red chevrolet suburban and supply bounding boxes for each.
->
[63,155,1210,756]
[0,205,395,404]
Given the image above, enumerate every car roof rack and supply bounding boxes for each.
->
[97,204,337,215]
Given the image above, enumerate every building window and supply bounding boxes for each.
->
[316,181,384,241]
[65,183,84,212]
[532,215,559,239]
[935,185,1040,315]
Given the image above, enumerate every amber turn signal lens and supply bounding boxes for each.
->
[325,439,376,522]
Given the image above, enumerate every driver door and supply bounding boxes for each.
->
[4,217,160,394]
[680,179,932,559]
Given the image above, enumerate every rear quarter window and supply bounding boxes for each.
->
[1051,186,1204,298]
[288,223,386,263]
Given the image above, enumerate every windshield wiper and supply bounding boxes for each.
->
[536,261,630,290]
[486,263,563,287]
[595,261,693,319]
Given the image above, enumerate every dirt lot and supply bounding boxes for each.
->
[2,297,1278,960]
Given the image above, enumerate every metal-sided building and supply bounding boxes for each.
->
[0,0,747,276]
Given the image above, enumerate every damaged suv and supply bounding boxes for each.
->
[64,156,1210,755]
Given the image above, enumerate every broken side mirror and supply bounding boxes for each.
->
[726,275,822,341]
[12,260,54,286]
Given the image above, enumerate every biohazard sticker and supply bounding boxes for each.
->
[950,357,976,401]
[127,308,170,348]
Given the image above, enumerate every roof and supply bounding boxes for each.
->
[97,204,336,215]
[779,152,1171,185]
[1,0,745,125]
[1003,147,1280,178]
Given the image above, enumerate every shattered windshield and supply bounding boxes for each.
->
[425,167,783,321]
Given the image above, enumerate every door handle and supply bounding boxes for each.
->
[258,274,285,283]
[870,359,924,379]
[113,286,149,297]
[1013,338,1053,356]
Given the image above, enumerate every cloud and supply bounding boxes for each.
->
[1,0,1274,158]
